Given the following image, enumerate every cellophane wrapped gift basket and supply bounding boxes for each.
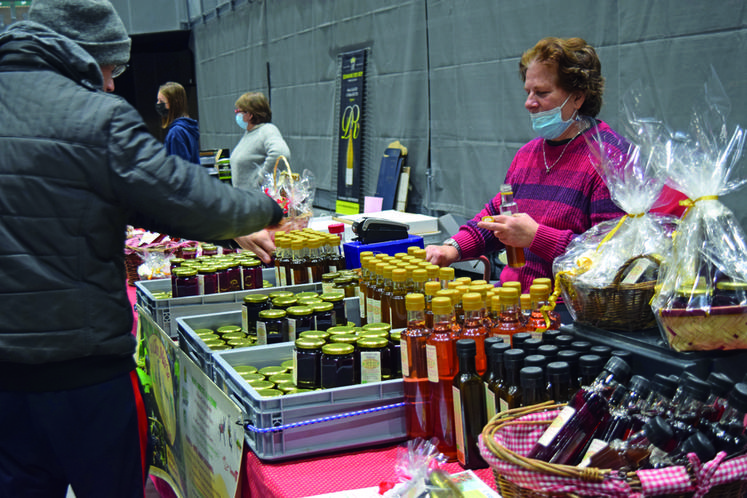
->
[642,70,747,352]
[553,119,676,332]
[261,155,315,231]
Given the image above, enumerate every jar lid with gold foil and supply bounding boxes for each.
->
[258,309,287,319]
[320,292,344,302]
[244,293,270,304]
[247,379,274,389]
[295,291,320,300]
[363,322,392,333]
[286,305,313,317]
[294,338,325,350]
[234,365,259,375]
[217,325,243,335]
[321,343,355,355]
[310,302,334,313]
[299,330,330,342]
[269,290,295,300]
[357,336,389,349]
[255,389,284,398]
[330,334,358,345]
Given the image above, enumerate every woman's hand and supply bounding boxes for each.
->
[477,213,538,248]
[234,229,276,264]
[425,244,460,267]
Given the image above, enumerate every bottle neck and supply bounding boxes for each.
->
[458,352,477,375]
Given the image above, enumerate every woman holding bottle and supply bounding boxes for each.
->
[425,37,685,292]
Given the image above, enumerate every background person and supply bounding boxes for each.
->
[231,91,291,190]
[156,81,201,164]
[426,37,628,292]
[0,1,283,497]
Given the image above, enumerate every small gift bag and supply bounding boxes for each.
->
[262,155,315,231]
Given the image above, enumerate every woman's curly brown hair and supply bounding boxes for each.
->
[519,37,605,117]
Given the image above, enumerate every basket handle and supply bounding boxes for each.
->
[610,254,662,287]
[273,155,293,189]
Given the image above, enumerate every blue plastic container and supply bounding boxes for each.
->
[342,234,424,269]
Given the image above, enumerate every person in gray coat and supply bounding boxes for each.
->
[0,1,283,496]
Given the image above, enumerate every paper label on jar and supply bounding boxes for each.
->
[360,351,381,384]
[425,344,439,383]
[536,405,576,447]
[241,307,248,334]
[197,274,205,295]
[278,268,287,287]
[499,398,508,413]
[329,265,338,274]
[256,322,268,345]
[400,340,409,377]
[288,318,297,342]
[293,350,298,385]
[485,384,496,421]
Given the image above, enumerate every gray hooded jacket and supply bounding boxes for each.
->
[0,22,282,390]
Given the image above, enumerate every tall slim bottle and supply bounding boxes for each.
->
[389,268,408,329]
[498,184,525,268]
[460,292,488,376]
[426,296,459,461]
[452,339,488,469]
[498,348,526,412]
[424,280,442,329]
[401,293,432,439]
[380,265,396,325]
[485,342,512,420]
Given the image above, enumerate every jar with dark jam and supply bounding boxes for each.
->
[294,338,325,389]
[321,292,346,326]
[257,309,288,345]
[712,280,747,307]
[320,343,356,388]
[269,290,294,301]
[389,330,402,379]
[201,243,219,257]
[172,267,199,297]
[311,302,336,331]
[671,286,710,310]
[198,265,219,295]
[242,293,271,336]
[357,336,390,383]
[225,260,242,292]
[180,246,197,260]
[299,330,330,343]
[286,305,314,341]
[272,296,298,311]
[240,258,263,290]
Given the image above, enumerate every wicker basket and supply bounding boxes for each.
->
[479,402,747,498]
[558,254,660,332]
[125,252,144,286]
[656,305,747,352]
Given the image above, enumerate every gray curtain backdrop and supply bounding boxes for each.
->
[138,0,747,229]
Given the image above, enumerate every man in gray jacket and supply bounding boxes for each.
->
[0,1,283,496]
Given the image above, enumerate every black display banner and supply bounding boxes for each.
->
[335,49,367,215]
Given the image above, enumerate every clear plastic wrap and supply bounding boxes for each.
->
[261,155,315,231]
[382,438,465,497]
[551,118,676,331]
[640,68,747,351]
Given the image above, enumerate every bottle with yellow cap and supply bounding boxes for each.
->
[379,264,396,325]
[426,296,459,461]
[326,233,346,273]
[439,266,455,289]
[460,292,488,376]
[401,293,432,439]
[526,283,560,335]
[290,237,309,285]
[389,268,409,328]
[306,237,325,283]
[424,280,442,329]
[520,293,532,325]
[493,287,527,344]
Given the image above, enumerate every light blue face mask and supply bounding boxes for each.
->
[530,94,576,140]
[235,112,247,130]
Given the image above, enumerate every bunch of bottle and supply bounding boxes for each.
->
[398,276,564,470]
[170,247,265,297]
[273,229,346,287]
[525,355,747,470]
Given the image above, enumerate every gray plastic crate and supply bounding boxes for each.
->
[213,344,406,461]
[134,269,322,338]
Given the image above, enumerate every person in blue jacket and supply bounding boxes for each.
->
[157,81,201,164]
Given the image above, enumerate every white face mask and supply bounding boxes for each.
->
[530,94,576,140]
[235,112,247,130]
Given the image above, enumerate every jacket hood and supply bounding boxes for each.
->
[171,117,200,139]
[0,21,103,90]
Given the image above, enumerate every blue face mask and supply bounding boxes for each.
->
[530,94,576,140]
[235,112,247,130]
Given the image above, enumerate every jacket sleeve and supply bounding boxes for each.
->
[105,102,283,241]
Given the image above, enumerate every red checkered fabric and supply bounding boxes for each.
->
[637,465,693,496]
[691,452,747,498]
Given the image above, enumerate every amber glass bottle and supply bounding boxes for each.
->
[368,261,386,325]
[492,287,527,345]
[327,234,346,272]
[460,292,488,377]
[380,264,396,325]
[499,184,525,268]
[424,280,442,329]
[389,268,408,329]
[439,266,455,289]
[426,296,459,461]
[527,284,552,335]
[306,237,325,283]
[290,237,309,285]
[401,293,432,440]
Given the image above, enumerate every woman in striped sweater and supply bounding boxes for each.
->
[426,37,634,292]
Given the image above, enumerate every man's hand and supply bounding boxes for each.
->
[234,230,275,264]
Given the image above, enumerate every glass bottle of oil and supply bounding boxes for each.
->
[306,237,325,283]
[492,287,527,345]
[290,237,309,285]
[460,292,488,377]
[380,264,396,325]
[532,279,561,329]
[426,296,459,461]
[368,261,385,325]
[499,184,525,268]
[498,348,526,412]
[527,284,552,336]
[424,280,441,329]
[401,293,432,440]
[327,233,346,273]
[389,268,409,329]
[275,234,292,287]
[452,339,488,469]
[439,266,455,289]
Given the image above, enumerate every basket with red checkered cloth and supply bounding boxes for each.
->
[479,402,747,498]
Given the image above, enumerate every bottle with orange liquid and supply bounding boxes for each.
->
[460,292,488,377]
[401,293,432,439]
[389,268,408,329]
[498,183,525,268]
[490,287,526,344]
[527,284,560,336]
[424,280,442,329]
[532,278,561,329]
[425,296,459,461]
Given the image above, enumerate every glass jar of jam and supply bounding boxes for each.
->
[286,305,314,341]
[172,267,199,297]
[272,296,298,311]
[180,246,197,260]
[357,336,390,383]
[320,343,356,389]
[329,334,359,384]
[299,330,331,343]
[240,258,263,290]
[327,325,356,339]
[201,243,219,257]
[257,309,288,345]
[198,265,219,295]
[242,293,271,336]
[225,260,242,292]
[322,272,340,294]
[294,338,325,389]
[334,276,357,298]
[321,292,346,326]
[712,280,747,307]
[389,330,402,379]
[311,302,336,331]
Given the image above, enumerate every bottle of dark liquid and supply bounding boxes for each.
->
[556,349,580,390]
[482,337,503,420]
[426,296,459,461]
[610,415,678,469]
[649,431,716,469]
[554,334,575,349]
[380,264,396,325]
[669,374,713,442]
[498,184,525,268]
[401,293,432,440]
[641,373,678,422]
[486,342,512,419]
[274,234,290,287]
[537,344,559,363]
[597,375,652,443]
[498,348,525,412]
[460,292,488,377]
[368,261,385,324]
[452,339,488,469]
[589,345,612,364]
[577,354,604,391]
[511,331,532,350]
[705,382,747,457]
[704,371,734,423]
[546,361,575,404]
[521,366,550,407]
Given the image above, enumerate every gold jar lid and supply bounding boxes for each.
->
[193,328,215,336]
[239,372,264,382]
[294,338,325,350]
[389,330,401,343]
[321,343,355,355]
[330,334,358,345]
[359,329,388,339]
[277,383,300,394]
[217,325,242,335]
[299,330,330,342]
[259,365,287,377]
[201,338,225,348]
[310,302,334,313]
[269,373,294,385]
[255,388,284,398]
[222,332,247,341]
[297,297,324,306]
[258,309,287,319]
[173,267,198,277]
[281,359,294,371]
[233,365,258,375]
[295,291,319,299]
[286,305,313,316]
[248,379,274,389]
[272,296,298,307]
[269,290,295,300]
[320,292,345,302]
[363,322,392,333]
[321,272,340,281]
[240,258,261,268]
[357,337,389,349]
[327,325,356,336]
[195,332,220,342]
[243,293,270,304]
[227,339,254,348]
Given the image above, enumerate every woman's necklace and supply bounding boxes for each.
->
[542,122,587,173]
